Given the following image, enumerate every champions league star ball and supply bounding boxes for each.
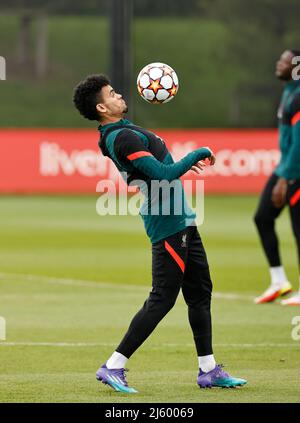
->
[137,62,179,104]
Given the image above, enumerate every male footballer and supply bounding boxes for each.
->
[73,75,247,393]
[254,49,300,305]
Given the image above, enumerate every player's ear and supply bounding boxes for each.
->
[96,103,106,114]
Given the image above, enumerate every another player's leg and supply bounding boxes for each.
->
[254,173,292,304]
[96,231,186,393]
[181,227,247,388]
[281,181,300,306]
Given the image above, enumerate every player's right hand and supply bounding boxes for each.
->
[271,177,287,208]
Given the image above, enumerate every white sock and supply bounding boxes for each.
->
[106,351,128,369]
[270,266,288,287]
[198,354,216,373]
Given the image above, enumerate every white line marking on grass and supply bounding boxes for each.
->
[215,343,300,348]
[0,272,145,291]
[0,341,298,348]
[0,272,254,300]
[0,342,116,347]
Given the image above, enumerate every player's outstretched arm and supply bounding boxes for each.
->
[129,148,213,181]
[114,130,214,182]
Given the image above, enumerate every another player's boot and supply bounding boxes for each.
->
[254,281,292,304]
[197,364,247,388]
[96,364,138,394]
[281,292,300,305]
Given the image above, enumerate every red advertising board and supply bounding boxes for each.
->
[0,128,279,193]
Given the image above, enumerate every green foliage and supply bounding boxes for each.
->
[202,0,300,34]
[0,7,299,128]
[0,0,109,15]
[0,0,201,17]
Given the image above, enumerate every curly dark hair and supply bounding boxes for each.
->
[73,74,110,121]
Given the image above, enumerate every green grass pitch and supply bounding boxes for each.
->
[0,195,299,403]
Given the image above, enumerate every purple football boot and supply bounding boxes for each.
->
[96,364,138,394]
[197,364,247,388]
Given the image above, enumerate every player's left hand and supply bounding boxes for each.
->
[191,160,206,174]
[271,178,287,208]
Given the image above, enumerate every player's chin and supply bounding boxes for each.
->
[123,105,129,113]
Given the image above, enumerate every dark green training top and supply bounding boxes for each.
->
[275,80,300,180]
[98,119,212,244]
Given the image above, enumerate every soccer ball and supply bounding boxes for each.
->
[137,62,179,104]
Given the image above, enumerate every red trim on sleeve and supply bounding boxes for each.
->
[164,241,185,273]
[127,151,152,161]
[290,189,300,207]
[291,111,300,126]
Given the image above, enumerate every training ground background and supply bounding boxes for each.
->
[0,194,299,403]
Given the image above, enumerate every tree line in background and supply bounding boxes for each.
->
[0,0,202,80]
[3,0,299,78]
[2,0,300,18]
[0,0,299,127]
[0,0,201,16]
